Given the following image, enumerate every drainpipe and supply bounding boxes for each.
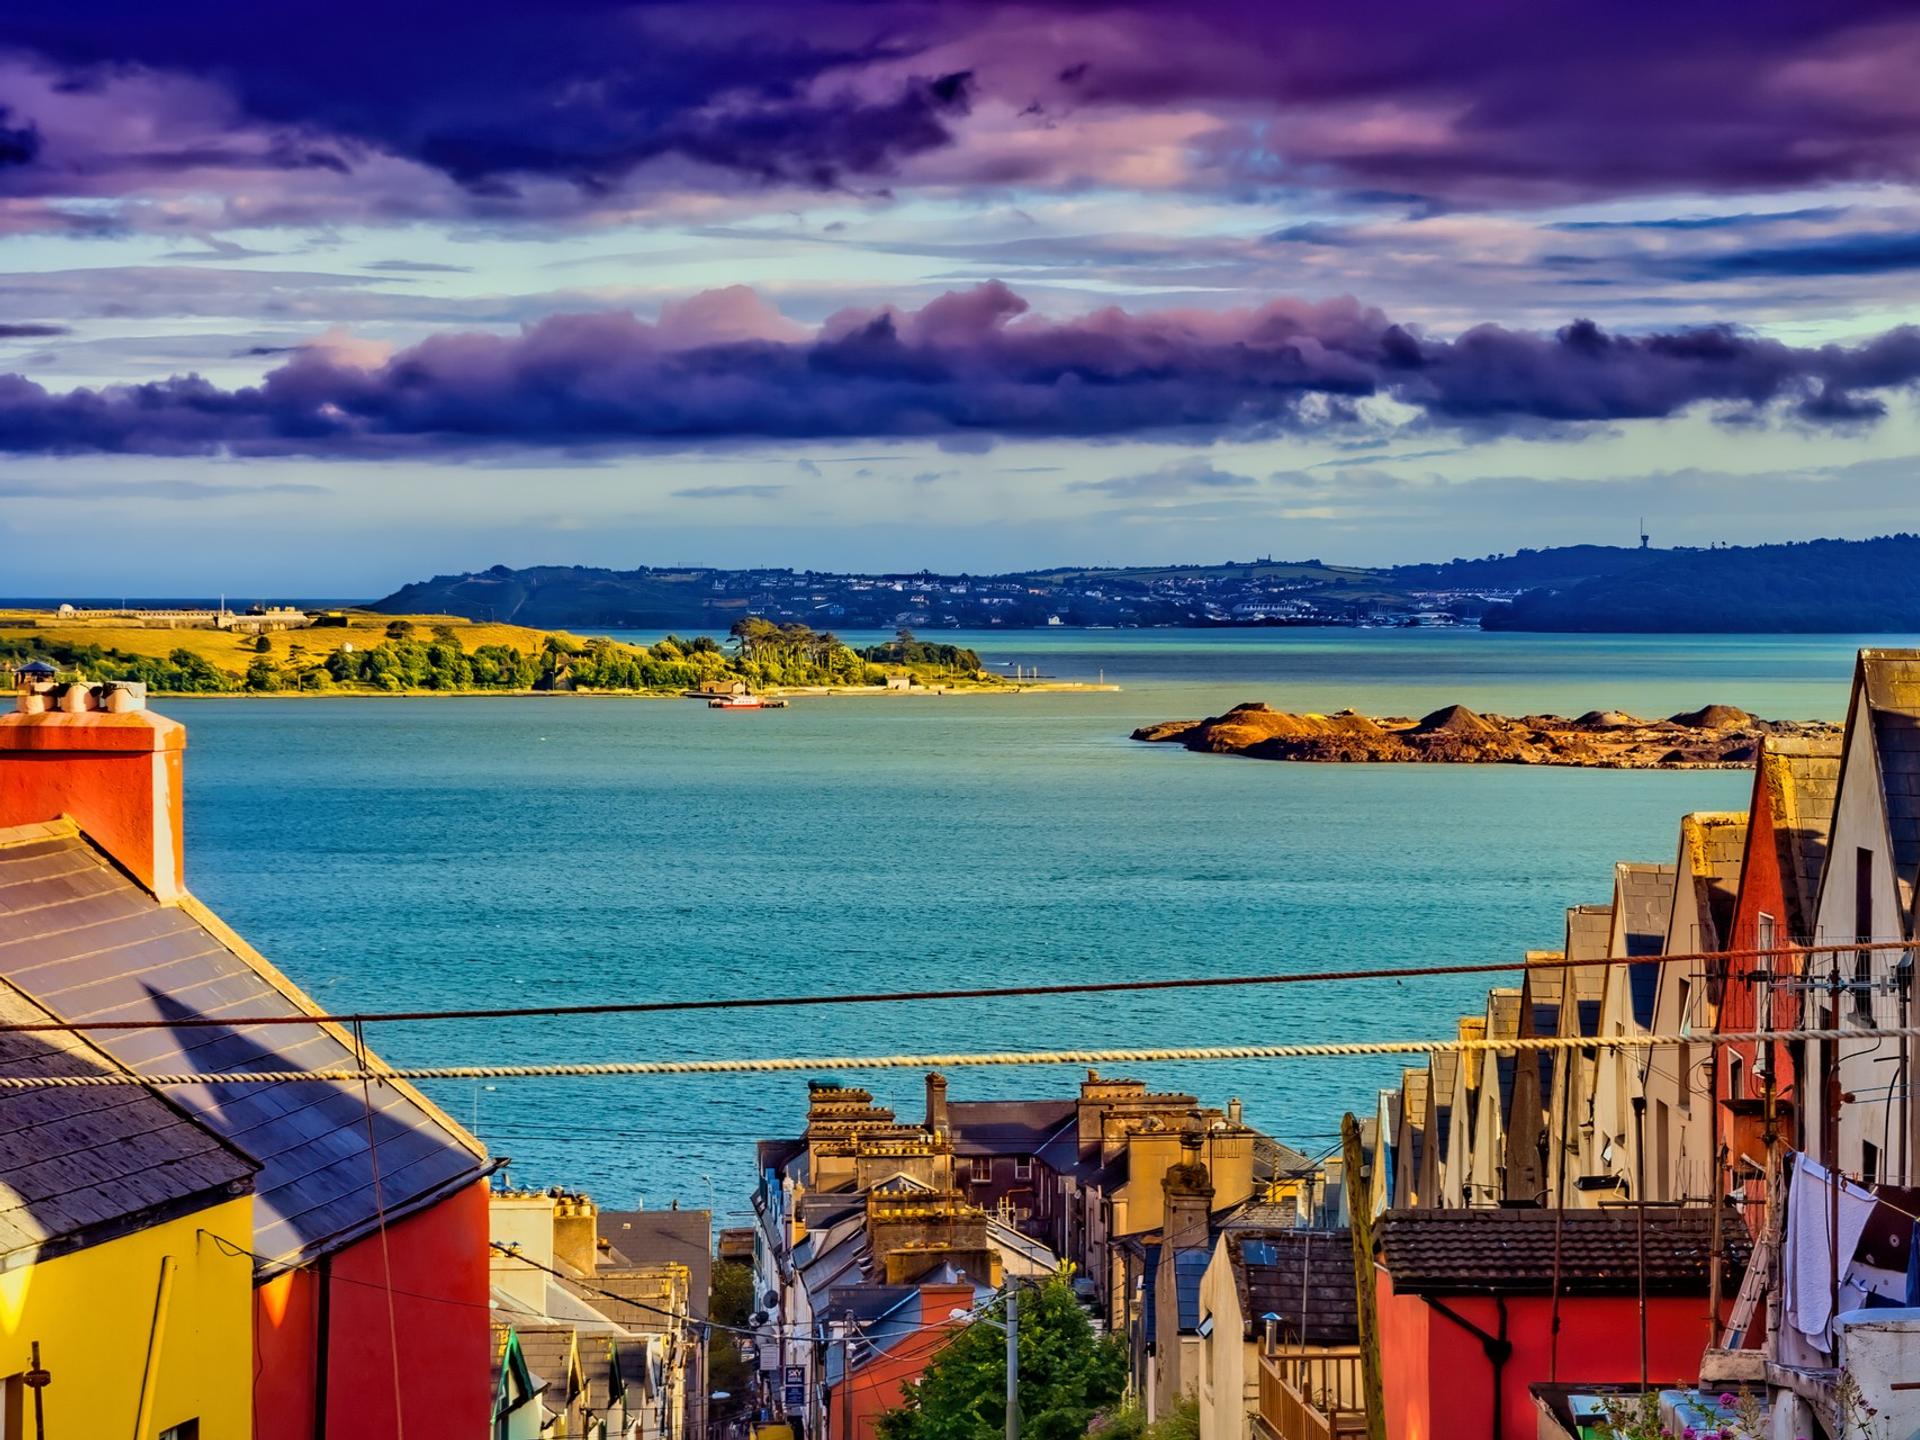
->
[132,1256,177,1440]
[315,1254,333,1440]
[1420,1293,1509,1440]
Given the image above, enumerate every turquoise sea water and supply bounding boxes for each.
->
[172,629,1907,1221]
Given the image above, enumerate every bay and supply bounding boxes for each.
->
[171,628,1905,1221]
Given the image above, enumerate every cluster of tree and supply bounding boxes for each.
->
[858,628,986,674]
[724,617,891,684]
[0,637,237,693]
[877,1276,1126,1440]
[5,616,988,694]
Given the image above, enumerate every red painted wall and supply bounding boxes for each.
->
[840,1284,973,1440]
[255,1182,494,1440]
[1719,762,1803,1246]
[1377,1272,1715,1440]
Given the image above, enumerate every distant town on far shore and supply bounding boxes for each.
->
[365,533,1920,634]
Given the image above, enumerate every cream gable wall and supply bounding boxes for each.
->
[1810,684,1913,1184]
[1642,821,1721,1203]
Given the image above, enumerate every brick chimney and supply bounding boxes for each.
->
[925,1070,950,1139]
[1,672,184,900]
[552,1191,599,1278]
[1161,1124,1215,1252]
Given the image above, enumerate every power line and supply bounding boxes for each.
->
[1,1022,1912,1089]
[0,939,1893,1036]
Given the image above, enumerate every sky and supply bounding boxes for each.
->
[5,1,1920,595]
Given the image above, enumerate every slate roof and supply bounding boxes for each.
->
[1610,863,1675,1028]
[1171,1246,1209,1330]
[514,1324,584,1406]
[946,1099,1075,1156]
[1376,1206,1745,1296]
[600,1208,711,1320]
[1139,1239,1161,1337]
[1756,736,1840,946]
[1233,1229,1358,1345]
[1614,864,1674,956]
[0,821,490,1275]
[1565,905,1613,967]
[0,969,256,1263]
[568,1266,686,1334]
[1859,650,1920,914]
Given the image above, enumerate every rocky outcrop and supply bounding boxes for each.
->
[1131,701,1839,768]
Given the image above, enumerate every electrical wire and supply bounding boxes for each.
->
[0,939,1896,1036]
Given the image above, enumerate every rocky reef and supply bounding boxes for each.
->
[1131,702,1840,768]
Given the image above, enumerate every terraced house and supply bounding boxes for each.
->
[0,668,497,1439]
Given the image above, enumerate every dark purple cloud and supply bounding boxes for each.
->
[0,322,67,337]
[4,2,1920,224]
[0,283,1915,456]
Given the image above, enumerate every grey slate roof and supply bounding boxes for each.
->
[514,1324,584,1407]
[946,1099,1076,1156]
[0,969,256,1262]
[1857,651,1920,917]
[600,1208,711,1319]
[1233,1229,1358,1345]
[1614,864,1673,958]
[0,821,489,1275]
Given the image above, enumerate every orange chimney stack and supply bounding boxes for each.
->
[1,667,186,900]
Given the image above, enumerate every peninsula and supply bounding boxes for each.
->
[1132,701,1841,768]
[0,608,1018,698]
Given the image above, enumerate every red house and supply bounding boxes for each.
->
[823,1282,975,1440]
[0,681,497,1439]
[1716,736,1839,1234]
[1374,1208,1744,1440]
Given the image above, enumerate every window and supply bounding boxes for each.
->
[1863,1140,1881,1187]
[1727,1053,1743,1106]
[1013,1157,1032,1180]
[158,1425,200,1440]
[1676,978,1693,1102]
[1856,847,1876,1022]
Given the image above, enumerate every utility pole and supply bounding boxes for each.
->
[1005,1287,1021,1440]
[1341,1113,1387,1440]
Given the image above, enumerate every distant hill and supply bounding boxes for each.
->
[371,537,1920,632]
[1479,536,1920,632]
[372,565,756,629]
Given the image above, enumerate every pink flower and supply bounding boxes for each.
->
[1719,1393,1736,1408]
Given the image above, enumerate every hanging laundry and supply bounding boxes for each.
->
[1784,1153,1877,1352]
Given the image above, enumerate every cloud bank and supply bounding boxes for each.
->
[2,282,1916,457]
[5,2,1920,230]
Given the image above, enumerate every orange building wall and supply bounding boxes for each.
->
[255,1182,494,1440]
[839,1284,973,1440]
[1377,1273,1717,1440]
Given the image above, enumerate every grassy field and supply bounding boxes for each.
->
[0,610,578,669]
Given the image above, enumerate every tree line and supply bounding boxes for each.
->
[4,618,990,694]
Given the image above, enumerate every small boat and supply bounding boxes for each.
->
[708,694,788,709]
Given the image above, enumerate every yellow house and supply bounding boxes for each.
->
[0,968,257,1439]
